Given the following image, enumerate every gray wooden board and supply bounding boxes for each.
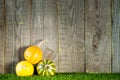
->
[0,0,5,73]
[31,0,45,65]
[32,0,58,71]
[31,0,44,47]
[4,0,17,73]
[15,0,32,61]
[57,0,85,72]
[112,0,120,73]
[43,0,58,71]
[85,0,111,73]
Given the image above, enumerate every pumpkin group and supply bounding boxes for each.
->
[24,46,42,64]
[15,39,56,76]
[36,59,56,76]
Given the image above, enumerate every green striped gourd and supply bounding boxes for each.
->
[36,59,56,76]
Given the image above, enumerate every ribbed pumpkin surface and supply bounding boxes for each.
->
[24,46,42,64]
[36,60,56,76]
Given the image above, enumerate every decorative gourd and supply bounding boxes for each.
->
[24,46,42,64]
[36,59,56,76]
[15,61,34,76]
[24,40,47,64]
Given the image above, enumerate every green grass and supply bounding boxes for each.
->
[0,73,120,80]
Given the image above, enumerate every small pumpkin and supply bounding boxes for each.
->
[15,61,34,76]
[36,59,56,76]
[24,40,47,64]
[24,46,42,64]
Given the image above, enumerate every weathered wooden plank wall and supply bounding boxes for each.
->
[112,0,120,73]
[0,0,120,73]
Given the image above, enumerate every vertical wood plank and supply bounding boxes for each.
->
[0,0,5,73]
[31,0,44,64]
[112,0,120,73]
[57,0,84,72]
[85,0,111,73]
[31,0,44,47]
[4,0,18,73]
[32,0,58,71]
[14,0,23,62]
[15,0,31,61]
[43,0,58,71]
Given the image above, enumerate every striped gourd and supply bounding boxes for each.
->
[36,59,56,76]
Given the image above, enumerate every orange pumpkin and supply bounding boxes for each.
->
[24,46,42,64]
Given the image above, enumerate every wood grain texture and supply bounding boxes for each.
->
[31,0,44,47]
[57,0,84,72]
[32,0,58,71]
[15,0,31,61]
[0,0,118,73]
[0,0,5,73]
[43,0,58,71]
[4,0,17,73]
[85,0,111,73]
[112,0,120,73]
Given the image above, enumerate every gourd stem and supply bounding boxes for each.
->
[36,39,47,47]
[45,64,49,69]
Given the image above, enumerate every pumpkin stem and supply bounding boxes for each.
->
[36,39,47,47]
[45,64,49,69]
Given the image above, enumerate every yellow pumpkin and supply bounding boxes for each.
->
[24,46,42,64]
[15,61,34,76]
